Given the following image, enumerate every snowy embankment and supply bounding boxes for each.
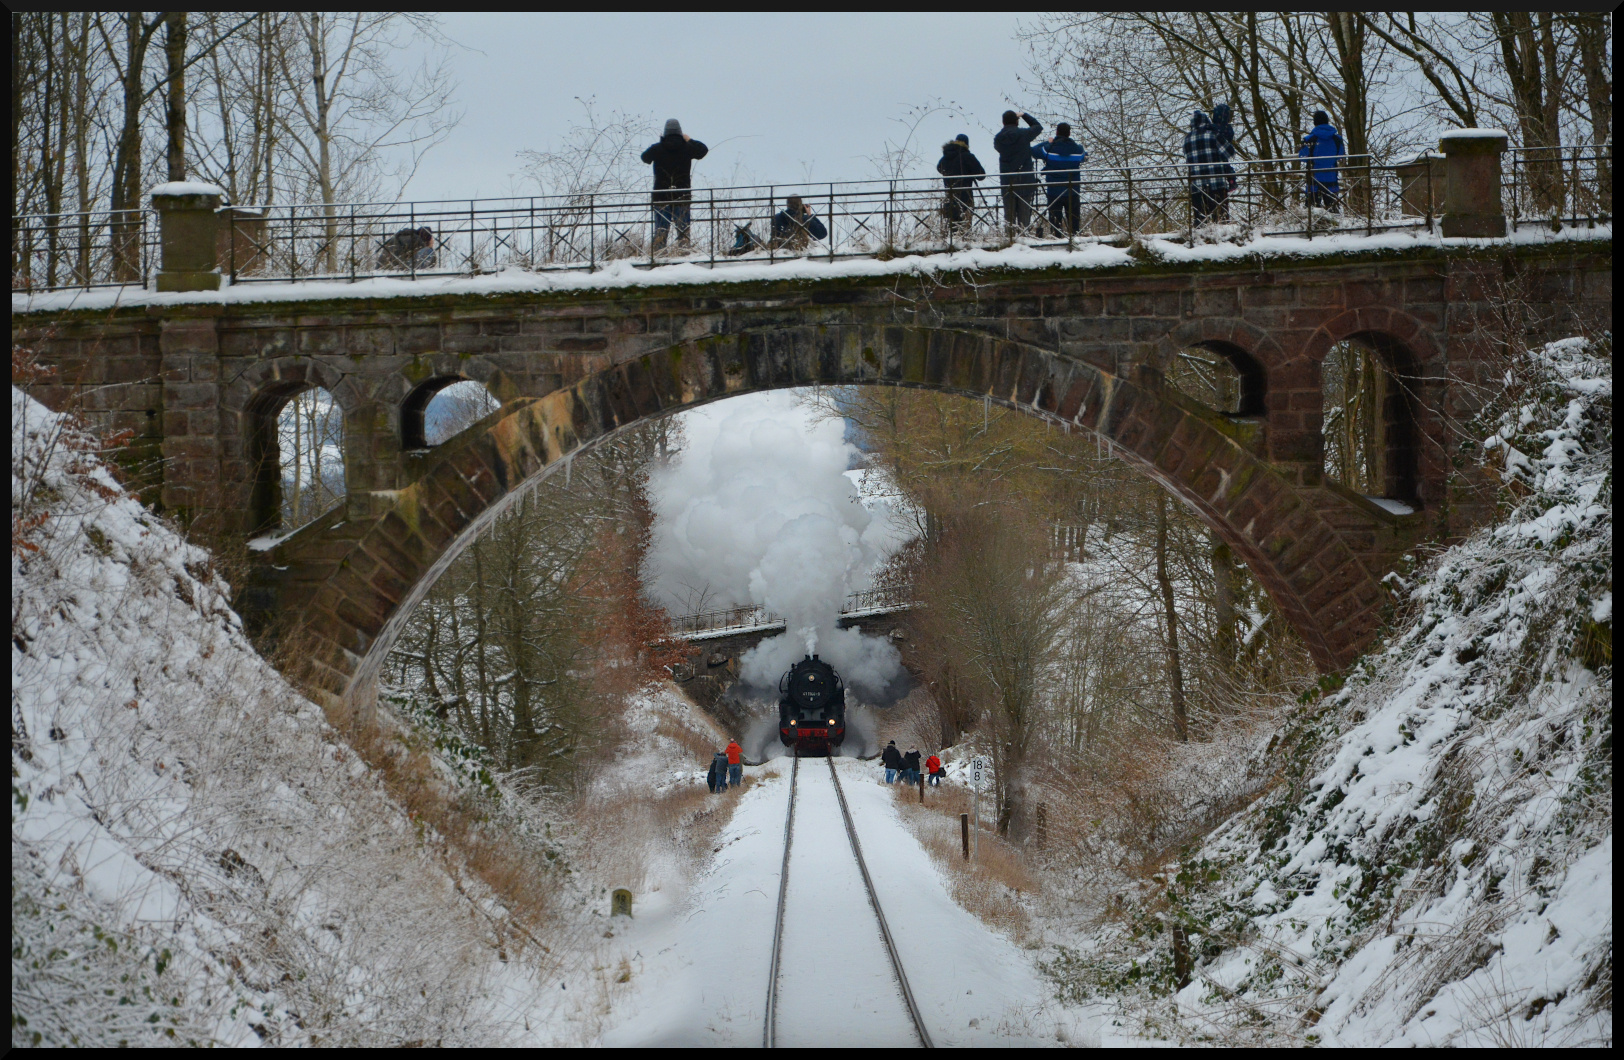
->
[11,387,557,1046]
[1045,336,1613,1046]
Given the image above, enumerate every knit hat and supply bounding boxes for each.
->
[954,133,969,145]
[1313,110,1330,126]
[664,118,682,137]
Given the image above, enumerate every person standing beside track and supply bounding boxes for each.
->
[881,740,904,784]
[902,747,922,786]
[725,738,744,790]
[925,752,943,786]
[711,748,730,793]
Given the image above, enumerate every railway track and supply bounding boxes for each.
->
[763,755,934,1048]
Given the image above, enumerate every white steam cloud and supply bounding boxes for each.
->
[643,391,909,702]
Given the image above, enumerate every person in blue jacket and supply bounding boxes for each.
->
[769,195,828,251]
[1031,122,1087,236]
[992,110,1044,232]
[1299,110,1345,212]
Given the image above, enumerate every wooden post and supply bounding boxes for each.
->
[960,813,970,860]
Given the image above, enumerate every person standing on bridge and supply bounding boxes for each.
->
[902,747,923,786]
[1299,110,1345,213]
[925,752,943,786]
[992,110,1043,233]
[1182,110,1234,227]
[881,740,904,784]
[711,748,730,793]
[641,119,709,251]
[725,738,744,790]
[1030,123,1087,236]
[936,134,986,232]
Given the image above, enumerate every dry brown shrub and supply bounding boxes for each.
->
[886,779,1036,941]
[266,624,562,946]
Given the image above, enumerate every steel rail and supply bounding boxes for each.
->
[825,756,934,1048]
[763,753,799,1048]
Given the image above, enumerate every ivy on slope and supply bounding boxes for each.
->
[1045,336,1612,1046]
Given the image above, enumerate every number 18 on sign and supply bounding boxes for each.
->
[970,756,988,861]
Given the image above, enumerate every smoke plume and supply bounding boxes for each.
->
[643,391,908,702]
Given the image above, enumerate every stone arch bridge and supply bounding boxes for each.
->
[12,240,1609,703]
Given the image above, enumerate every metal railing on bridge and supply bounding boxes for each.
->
[11,145,1611,294]
[670,585,913,640]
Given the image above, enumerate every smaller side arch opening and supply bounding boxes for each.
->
[401,377,501,450]
[249,383,347,534]
[1321,334,1420,506]
[1167,341,1266,416]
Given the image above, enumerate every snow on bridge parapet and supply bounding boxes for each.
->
[10,220,1611,317]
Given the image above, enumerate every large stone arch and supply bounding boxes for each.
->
[265,324,1391,703]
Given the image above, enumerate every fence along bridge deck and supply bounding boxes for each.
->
[672,588,913,641]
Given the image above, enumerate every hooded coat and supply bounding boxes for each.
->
[936,141,986,187]
[1211,103,1236,153]
[902,750,922,774]
[1299,122,1345,190]
[640,133,710,202]
[1181,111,1234,191]
[881,743,904,770]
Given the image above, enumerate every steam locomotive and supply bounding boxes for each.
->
[778,654,846,756]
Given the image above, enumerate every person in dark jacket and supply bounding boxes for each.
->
[1299,110,1344,212]
[711,749,730,793]
[936,134,986,231]
[1211,103,1238,219]
[1031,123,1087,236]
[769,195,828,251]
[705,755,719,794]
[881,740,904,784]
[902,748,923,786]
[380,226,434,270]
[992,110,1043,232]
[640,118,709,250]
[1182,110,1235,226]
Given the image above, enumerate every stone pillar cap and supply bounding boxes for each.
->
[1438,129,1508,153]
[151,181,226,203]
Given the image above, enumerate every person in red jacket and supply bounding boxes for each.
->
[925,753,944,786]
[725,739,743,790]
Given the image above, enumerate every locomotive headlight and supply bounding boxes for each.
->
[828,719,836,725]
[788,719,796,726]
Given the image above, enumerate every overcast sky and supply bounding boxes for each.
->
[402,13,1038,201]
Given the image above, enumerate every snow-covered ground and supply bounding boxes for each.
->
[597,756,1076,1046]
[1040,335,1613,1046]
[11,386,566,1046]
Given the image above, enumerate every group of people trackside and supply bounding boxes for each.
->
[706,738,744,794]
[636,105,1349,259]
[880,740,945,787]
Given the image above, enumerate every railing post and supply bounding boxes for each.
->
[829,182,835,262]
[589,194,596,272]
[1438,129,1508,238]
[151,182,224,292]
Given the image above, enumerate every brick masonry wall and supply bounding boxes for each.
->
[12,241,1611,699]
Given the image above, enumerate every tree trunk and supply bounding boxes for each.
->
[1156,493,1189,741]
[1211,533,1238,667]
[110,12,157,281]
[164,12,187,182]
[11,11,21,224]
[1568,12,1612,207]
[1328,13,1369,212]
